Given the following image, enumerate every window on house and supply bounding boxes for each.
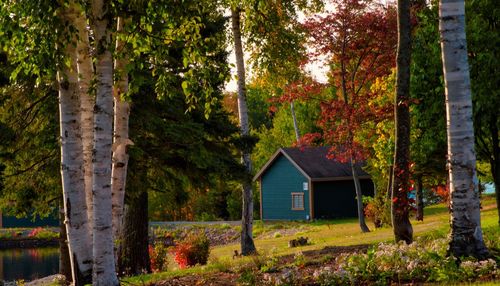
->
[291,192,304,210]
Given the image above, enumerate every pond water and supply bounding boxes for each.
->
[0,247,59,282]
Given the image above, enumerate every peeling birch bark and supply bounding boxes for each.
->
[57,2,93,284]
[74,2,95,229]
[231,7,257,256]
[439,0,488,259]
[111,17,131,245]
[90,0,119,284]
[351,158,370,233]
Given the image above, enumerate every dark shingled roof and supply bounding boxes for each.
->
[254,147,369,181]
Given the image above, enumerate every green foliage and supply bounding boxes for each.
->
[245,84,274,130]
[242,0,321,80]
[0,0,60,82]
[122,1,245,222]
[363,71,396,198]
[127,0,230,117]
[410,4,447,183]
[226,184,243,220]
[467,0,500,200]
[252,99,321,171]
[0,50,60,218]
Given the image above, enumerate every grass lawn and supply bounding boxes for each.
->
[123,194,499,285]
[211,195,497,260]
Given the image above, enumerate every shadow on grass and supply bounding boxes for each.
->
[309,217,358,226]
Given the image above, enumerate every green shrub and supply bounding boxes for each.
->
[195,212,218,222]
[28,227,59,239]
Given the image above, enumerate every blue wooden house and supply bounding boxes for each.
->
[254,147,374,220]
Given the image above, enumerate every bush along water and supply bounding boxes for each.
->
[312,238,499,285]
[173,231,210,269]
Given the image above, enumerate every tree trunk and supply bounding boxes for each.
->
[231,7,256,256]
[59,203,72,283]
[117,163,150,276]
[439,0,489,259]
[351,158,370,232]
[112,16,131,250]
[90,0,119,284]
[391,0,413,244]
[415,175,424,221]
[57,4,93,284]
[290,101,301,141]
[75,2,94,227]
[387,166,394,201]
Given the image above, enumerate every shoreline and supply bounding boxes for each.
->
[0,238,58,249]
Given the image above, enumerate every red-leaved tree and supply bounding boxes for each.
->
[284,0,397,232]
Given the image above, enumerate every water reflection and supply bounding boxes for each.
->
[0,247,59,282]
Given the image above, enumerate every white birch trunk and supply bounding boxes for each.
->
[231,7,256,256]
[74,2,95,228]
[351,158,370,233]
[90,0,119,284]
[290,101,301,141]
[111,16,131,250]
[439,0,488,258]
[58,3,93,284]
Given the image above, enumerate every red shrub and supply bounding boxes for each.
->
[173,232,210,269]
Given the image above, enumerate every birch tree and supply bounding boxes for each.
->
[439,0,489,258]
[57,3,93,284]
[111,16,131,247]
[290,102,301,141]
[231,7,257,255]
[89,0,119,283]
[74,0,95,230]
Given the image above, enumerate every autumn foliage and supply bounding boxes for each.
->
[173,232,210,269]
[432,184,450,205]
[283,0,397,162]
